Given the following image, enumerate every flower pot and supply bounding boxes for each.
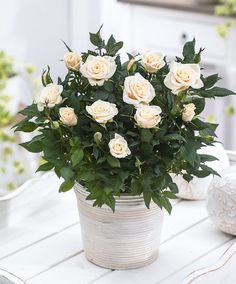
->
[74,183,164,270]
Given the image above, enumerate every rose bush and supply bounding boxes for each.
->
[15,29,235,212]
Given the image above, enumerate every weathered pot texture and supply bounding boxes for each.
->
[74,183,164,270]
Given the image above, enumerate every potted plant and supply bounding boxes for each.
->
[15,27,235,269]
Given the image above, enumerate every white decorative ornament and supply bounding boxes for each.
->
[207,166,236,236]
[172,143,230,200]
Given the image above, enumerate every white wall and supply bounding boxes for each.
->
[70,0,133,52]
[0,0,71,77]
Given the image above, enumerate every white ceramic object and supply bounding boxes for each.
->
[183,242,236,284]
[173,143,230,200]
[74,183,164,269]
[207,165,236,236]
[0,268,26,284]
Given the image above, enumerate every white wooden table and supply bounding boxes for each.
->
[0,171,235,284]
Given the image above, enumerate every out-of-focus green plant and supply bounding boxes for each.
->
[225,104,236,115]
[0,51,37,193]
[215,2,236,118]
[215,0,236,38]
[0,51,16,90]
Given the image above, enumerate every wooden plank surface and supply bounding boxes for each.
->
[0,189,78,260]
[10,200,214,283]
[1,173,235,284]
[92,220,231,284]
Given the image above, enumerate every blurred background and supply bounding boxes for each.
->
[1,0,236,193]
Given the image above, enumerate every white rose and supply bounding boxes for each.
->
[59,107,78,126]
[109,134,131,159]
[86,100,118,124]
[141,52,165,73]
[164,62,204,95]
[123,73,155,106]
[80,55,116,86]
[135,105,162,128]
[37,83,63,111]
[64,52,81,71]
[182,103,196,122]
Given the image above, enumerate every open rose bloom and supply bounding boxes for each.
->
[15,30,235,212]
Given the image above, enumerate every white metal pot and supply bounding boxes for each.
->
[74,183,164,270]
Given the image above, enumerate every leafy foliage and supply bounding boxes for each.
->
[15,30,235,213]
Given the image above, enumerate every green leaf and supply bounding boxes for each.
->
[89,25,104,48]
[19,104,38,117]
[192,98,205,115]
[193,170,211,178]
[103,193,116,212]
[59,180,75,192]
[200,164,220,177]
[107,156,121,168]
[203,74,221,89]
[106,34,123,56]
[92,90,109,101]
[180,143,197,166]
[161,133,186,143]
[20,140,44,153]
[189,118,209,130]
[103,81,114,92]
[152,194,163,209]
[106,35,116,50]
[78,170,95,182]
[60,167,74,180]
[168,182,179,194]
[198,87,235,98]
[159,196,172,214]
[163,191,177,199]
[183,173,194,182]
[36,162,54,172]
[200,122,218,137]
[71,149,84,167]
[97,157,106,164]
[199,154,219,162]
[62,40,72,52]
[140,129,153,143]
[143,190,152,208]
[153,175,166,190]
[15,121,37,133]
[182,38,196,63]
